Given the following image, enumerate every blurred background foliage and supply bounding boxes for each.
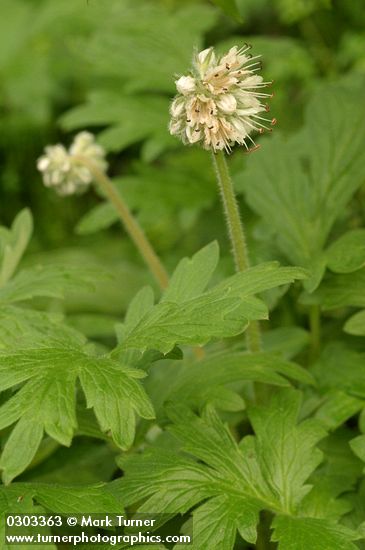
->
[1,0,365,335]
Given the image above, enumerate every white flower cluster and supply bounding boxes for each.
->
[169,45,275,153]
[37,132,107,196]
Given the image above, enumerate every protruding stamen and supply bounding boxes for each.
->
[245,144,261,154]
[242,55,262,64]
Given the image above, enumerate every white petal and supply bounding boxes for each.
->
[186,126,201,144]
[197,47,214,66]
[217,94,237,114]
[169,119,183,135]
[170,97,185,117]
[175,75,196,95]
[37,157,50,171]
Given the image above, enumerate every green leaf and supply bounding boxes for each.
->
[326,229,365,273]
[33,482,123,514]
[142,350,313,421]
[275,0,332,24]
[79,360,154,450]
[117,246,306,354]
[0,265,100,305]
[61,2,217,158]
[73,2,217,94]
[312,344,365,399]
[115,286,155,367]
[162,242,219,304]
[306,269,365,310]
[350,435,365,468]
[142,350,313,425]
[0,481,122,549]
[75,202,118,235]
[236,80,365,291]
[61,92,174,158]
[167,351,314,409]
[299,429,361,521]
[344,310,365,336]
[211,0,242,21]
[0,342,154,483]
[272,515,359,549]
[0,306,85,350]
[315,391,364,430]
[0,484,54,550]
[67,313,120,339]
[246,390,326,513]
[262,327,309,358]
[121,390,326,548]
[198,386,246,412]
[0,209,33,286]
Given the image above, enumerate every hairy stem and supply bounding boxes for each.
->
[73,155,169,290]
[212,150,261,353]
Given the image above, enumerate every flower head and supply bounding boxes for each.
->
[37,131,107,196]
[169,45,275,153]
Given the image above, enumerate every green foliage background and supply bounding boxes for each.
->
[1,0,365,548]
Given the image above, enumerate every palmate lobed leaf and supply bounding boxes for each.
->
[120,389,336,549]
[0,342,154,484]
[0,211,109,308]
[300,428,364,520]
[116,243,306,354]
[0,264,103,304]
[272,516,360,550]
[138,349,314,428]
[0,306,85,350]
[0,481,122,550]
[236,78,365,291]
[165,351,314,411]
[0,209,110,348]
[72,1,218,94]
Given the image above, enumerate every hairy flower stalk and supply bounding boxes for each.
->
[212,150,262,353]
[170,45,274,353]
[37,132,169,290]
